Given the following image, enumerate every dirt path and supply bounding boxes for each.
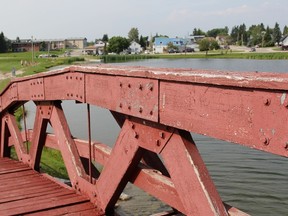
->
[0,70,24,80]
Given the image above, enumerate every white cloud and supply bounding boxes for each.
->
[210,5,250,16]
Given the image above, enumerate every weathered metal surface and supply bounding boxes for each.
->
[44,72,85,102]
[0,158,102,215]
[1,65,288,215]
[85,74,159,121]
[159,81,288,157]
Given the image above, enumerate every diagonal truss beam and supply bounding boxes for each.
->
[1,113,28,162]
[49,102,87,185]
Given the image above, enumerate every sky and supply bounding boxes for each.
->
[1,0,287,42]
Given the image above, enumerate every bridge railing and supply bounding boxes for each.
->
[1,65,287,215]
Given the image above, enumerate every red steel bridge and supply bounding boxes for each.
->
[0,65,287,215]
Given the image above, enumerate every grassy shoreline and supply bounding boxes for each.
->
[101,50,288,63]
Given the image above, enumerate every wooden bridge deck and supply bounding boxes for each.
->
[0,157,100,216]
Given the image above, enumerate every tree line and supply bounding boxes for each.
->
[194,22,288,47]
[1,22,288,54]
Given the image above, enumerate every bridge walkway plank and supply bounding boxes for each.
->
[0,158,101,215]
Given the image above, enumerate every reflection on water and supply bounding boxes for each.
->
[24,59,288,215]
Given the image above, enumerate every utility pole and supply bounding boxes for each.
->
[31,36,34,63]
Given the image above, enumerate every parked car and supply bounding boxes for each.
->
[168,49,179,53]
[183,47,195,52]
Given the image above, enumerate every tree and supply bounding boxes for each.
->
[206,27,229,38]
[167,42,178,51]
[264,26,273,47]
[107,36,129,54]
[102,34,109,43]
[283,25,288,36]
[247,24,264,46]
[199,38,219,55]
[199,38,210,55]
[0,32,8,53]
[139,35,148,49]
[128,27,139,43]
[192,28,206,36]
[273,22,282,45]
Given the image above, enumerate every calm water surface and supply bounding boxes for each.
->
[26,59,288,215]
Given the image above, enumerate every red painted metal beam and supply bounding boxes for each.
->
[1,65,288,215]
[2,65,288,157]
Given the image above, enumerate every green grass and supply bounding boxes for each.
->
[100,50,288,63]
[39,147,69,179]
[11,146,69,179]
[0,51,84,75]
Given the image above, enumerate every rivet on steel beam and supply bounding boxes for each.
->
[159,132,165,139]
[156,140,161,146]
[139,107,143,113]
[264,98,271,106]
[66,76,68,80]
[148,83,154,91]
[128,84,131,88]
[134,132,139,139]
[285,142,288,150]
[150,111,153,115]
[119,82,122,87]
[128,105,131,110]
[139,84,143,90]
[262,137,270,145]
[131,124,135,129]
[119,103,122,108]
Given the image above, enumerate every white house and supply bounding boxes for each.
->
[281,36,288,50]
[129,41,142,54]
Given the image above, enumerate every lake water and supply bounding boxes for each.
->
[25,59,288,215]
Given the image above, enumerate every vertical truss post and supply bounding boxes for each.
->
[87,104,92,183]
[0,117,10,158]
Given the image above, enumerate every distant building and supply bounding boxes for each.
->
[65,38,87,49]
[153,37,197,53]
[11,39,41,52]
[129,41,142,54]
[11,37,87,52]
[83,40,106,55]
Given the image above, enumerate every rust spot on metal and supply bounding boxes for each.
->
[156,140,161,146]
[262,137,270,145]
[264,98,271,106]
